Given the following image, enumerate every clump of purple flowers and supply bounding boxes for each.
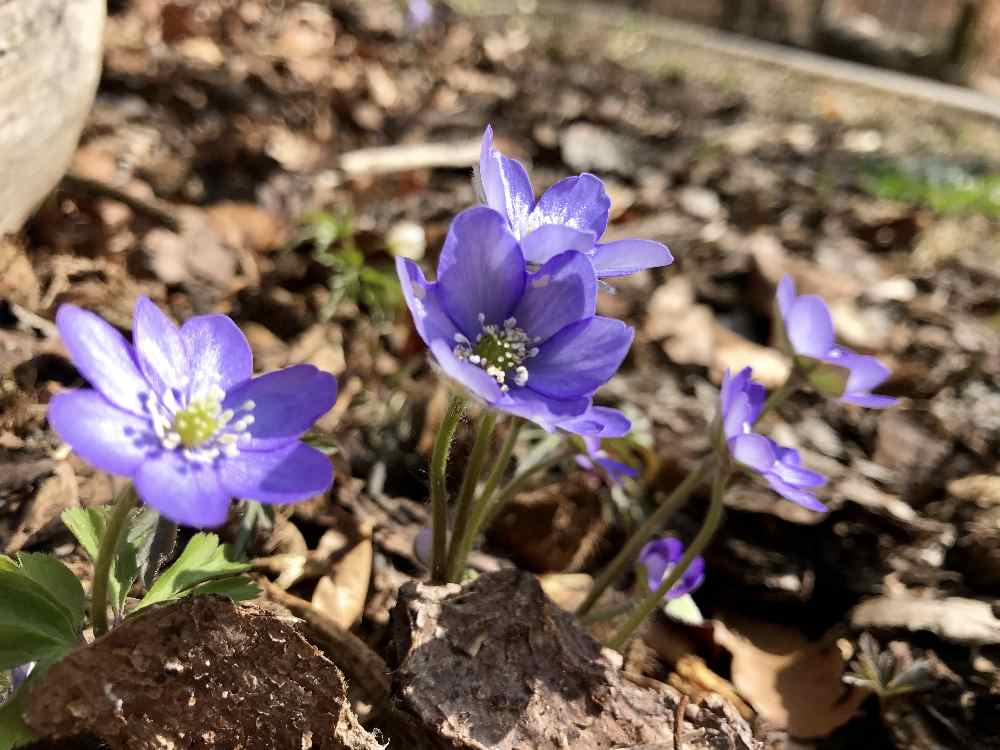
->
[397,206,633,432]
[777,274,896,408]
[720,367,827,512]
[639,538,705,600]
[48,298,338,527]
[477,126,673,279]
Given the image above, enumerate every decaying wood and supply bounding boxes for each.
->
[24,596,385,750]
[0,0,105,233]
[390,568,761,750]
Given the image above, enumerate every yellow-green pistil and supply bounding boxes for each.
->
[454,315,538,392]
[172,397,227,448]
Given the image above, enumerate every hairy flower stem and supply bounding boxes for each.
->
[91,483,138,637]
[429,395,466,583]
[758,371,799,421]
[575,456,713,618]
[445,411,498,581]
[448,419,523,579]
[606,468,730,651]
[480,447,575,531]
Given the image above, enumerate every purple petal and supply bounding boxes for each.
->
[132,297,188,397]
[55,305,150,415]
[772,447,826,488]
[499,387,589,431]
[723,392,752,440]
[785,296,835,358]
[436,207,526,338]
[219,442,332,505]
[842,393,898,408]
[478,125,534,233]
[558,405,631,438]
[222,365,338,451]
[591,239,673,278]
[134,453,232,528]
[595,455,638,483]
[396,258,461,347]
[776,274,797,318]
[842,352,891,392]
[513,251,596,344]
[47,390,152,476]
[764,475,828,512]
[519,224,597,267]
[720,367,751,419]
[728,433,777,473]
[671,556,706,598]
[524,174,611,239]
[428,340,504,403]
[528,317,633,399]
[641,537,684,566]
[181,314,253,397]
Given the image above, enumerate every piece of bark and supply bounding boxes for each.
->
[0,0,105,233]
[390,568,761,750]
[24,595,385,750]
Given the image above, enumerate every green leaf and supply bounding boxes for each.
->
[662,594,704,626]
[188,576,260,602]
[0,573,77,670]
[0,659,58,750]
[134,533,251,612]
[797,356,852,398]
[0,557,16,573]
[12,554,85,633]
[61,506,153,618]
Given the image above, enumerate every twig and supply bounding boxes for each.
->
[61,172,181,231]
[339,138,480,177]
[674,693,689,750]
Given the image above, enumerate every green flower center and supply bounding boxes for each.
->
[454,316,539,392]
[171,398,226,448]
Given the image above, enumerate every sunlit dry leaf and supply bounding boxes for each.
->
[6,463,79,553]
[714,615,867,738]
[311,533,373,629]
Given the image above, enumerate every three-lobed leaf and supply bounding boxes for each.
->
[134,533,252,612]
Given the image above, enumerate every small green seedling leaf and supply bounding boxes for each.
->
[11,554,85,634]
[663,594,704,627]
[134,533,252,612]
[62,505,154,618]
[188,576,261,602]
[0,573,77,670]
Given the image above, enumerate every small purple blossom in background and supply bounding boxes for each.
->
[639,538,705,599]
[48,298,337,528]
[721,368,827,512]
[777,275,897,408]
[413,526,432,568]
[477,125,673,278]
[9,662,34,695]
[406,0,433,28]
[575,439,637,485]
[397,206,634,432]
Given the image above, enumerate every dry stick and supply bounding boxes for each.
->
[575,457,714,618]
[607,469,730,651]
[90,484,138,637]
[61,172,181,231]
[449,419,523,575]
[444,411,498,582]
[429,395,465,584]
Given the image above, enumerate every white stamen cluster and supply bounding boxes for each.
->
[143,376,256,464]
[453,314,540,392]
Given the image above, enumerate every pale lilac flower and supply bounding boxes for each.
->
[397,206,633,432]
[476,125,673,278]
[406,0,433,28]
[10,663,33,693]
[48,298,337,527]
[721,368,827,512]
[561,405,637,484]
[777,275,897,408]
[639,538,705,599]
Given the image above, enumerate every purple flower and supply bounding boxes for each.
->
[9,663,34,695]
[639,538,705,599]
[476,125,673,278]
[48,298,337,528]
[406,0,433,28]
[776,275,897,408]
[721,368,827,512]
[561,405,637,484]
[397,206,634,431]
